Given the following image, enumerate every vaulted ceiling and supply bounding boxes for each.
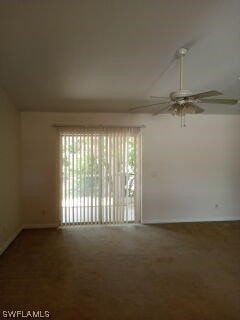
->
[0,0,239,113]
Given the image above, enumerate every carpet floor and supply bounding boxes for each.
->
[0,222,239,320]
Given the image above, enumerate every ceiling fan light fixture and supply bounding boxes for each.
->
[183,102,204,114]
[168,102,204,127]
[168,102,203,116]
[168,103,179,115]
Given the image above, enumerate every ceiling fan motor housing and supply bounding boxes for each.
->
[170,90,193,101]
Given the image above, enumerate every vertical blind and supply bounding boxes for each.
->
[59,127,141,225]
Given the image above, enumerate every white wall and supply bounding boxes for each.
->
[21,112,240,226]
[0,89,21,253]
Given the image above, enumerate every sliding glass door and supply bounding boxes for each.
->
[59,127,141,225]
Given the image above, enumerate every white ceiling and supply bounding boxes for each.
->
[0,0,239,113]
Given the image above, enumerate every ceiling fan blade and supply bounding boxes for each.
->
[188,90,222,99]
[129,101,170,112]
[152,105,171,116]
[199,98,239,105]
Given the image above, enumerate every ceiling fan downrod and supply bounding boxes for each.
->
[178,47,188,91]
[178,48,188,128]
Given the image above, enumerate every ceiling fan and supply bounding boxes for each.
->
[130,47,239,127]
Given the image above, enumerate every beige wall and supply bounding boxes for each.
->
[21,112,240,226]
[0,89,21,253]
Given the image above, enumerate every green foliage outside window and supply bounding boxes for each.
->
[62,135,136,198]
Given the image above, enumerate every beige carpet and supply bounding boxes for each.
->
[0,222,239,320]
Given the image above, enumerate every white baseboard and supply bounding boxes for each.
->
[23,223,59,229]
[142,216,240,224]
[0,226,23,256]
